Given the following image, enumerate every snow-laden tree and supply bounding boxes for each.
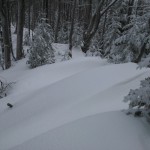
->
[105,0,150,63]
[124,77,150,117]
[28,19,55,68]
[86,31,103,57]
[122,0,150,119]
[0,77,14,99]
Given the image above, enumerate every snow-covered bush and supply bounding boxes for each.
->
[0,78,13,99]
[124,77,150,117]
[27,19,55,68]
[61,51,70,61]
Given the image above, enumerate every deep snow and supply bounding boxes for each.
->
[0,43,150,150]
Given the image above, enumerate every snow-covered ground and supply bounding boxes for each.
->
[0,43,150,150]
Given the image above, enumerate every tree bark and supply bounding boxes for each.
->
[0,0,11,69]
[16,0,25,60]
[54,0,61,43]
[28,0,31,37]
[83,0,92,31]
[7,1,16,61]
[69,0,77,57]
[14,2,18,34]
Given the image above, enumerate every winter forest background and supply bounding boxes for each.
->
[1,0,150,67]
[1,0,150,150]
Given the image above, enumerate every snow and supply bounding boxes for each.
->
[0,43,150,150]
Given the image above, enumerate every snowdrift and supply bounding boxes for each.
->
[0,49,150,150]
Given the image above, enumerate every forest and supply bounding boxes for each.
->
[0,0,150,69]
[0,0,150,150]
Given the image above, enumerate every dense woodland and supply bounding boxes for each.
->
[0,0,150,69]
[1,0,150,116]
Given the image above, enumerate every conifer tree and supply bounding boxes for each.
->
[28,19,55,68]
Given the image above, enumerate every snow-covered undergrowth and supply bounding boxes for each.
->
[0,44,150,150]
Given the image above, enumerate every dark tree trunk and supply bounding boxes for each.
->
[0,0,11,69]
[54,0,61,43]
[28,0,31,37]
[43,0,48,21]
[84,0,92,31]
[16,0,25,60]
[134,41,147,63]
[81,0,118,53]
[101,0,109,50]
[14,3,18,34]
[45,0,48,22]
[7,2,16,61]
[69,0,77,57]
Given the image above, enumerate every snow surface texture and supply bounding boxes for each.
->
[0,44,150,150]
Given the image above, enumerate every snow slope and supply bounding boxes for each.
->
[0,45,150,150]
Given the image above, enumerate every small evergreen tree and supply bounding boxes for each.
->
[27,19,55,68]
[0,78,13,99]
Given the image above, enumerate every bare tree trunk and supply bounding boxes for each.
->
[7,2,16,61]
[54,0,61,43]
[83,0,92,31]
[0,0,11,69]
[16,0,25,60]
[45,0,48,22]
[101,0,109,50]
[14,3,18,34]
[69,0,77,57]
[81,0,118,53]
[28,0,31,37]
[31,0,36,31]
